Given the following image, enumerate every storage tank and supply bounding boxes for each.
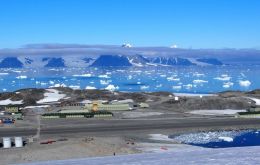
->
[14,137,23,148]
[3,137,11,148]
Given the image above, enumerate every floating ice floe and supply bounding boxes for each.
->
[193,73,205,77]
[12,70,22,73]
[0,99,23,105]
[223,82,234,88]
[40,82,47,86]
[72,73,92,77]
[214,74,231,81]
[16,75,27,79]
[105,85,119,91]
[0,73,9,76]
[218,136,233,142]
[50,83,67,88]
[141,86,150,90]
[37,89,66,104]
[98,75,110,79]
[193,79,208,84]
[156,84,162,88]
[100,80,111,85]
[183,84,193,90]
[69,85,80,90]
[49,81,55,85]
[85,86,96,90]
[239,80,251,87]
[167,77,180,81]
[172,86,182,90]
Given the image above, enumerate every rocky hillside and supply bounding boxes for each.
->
[0,88,259,111]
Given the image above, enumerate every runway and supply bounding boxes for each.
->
[1,118,260,137]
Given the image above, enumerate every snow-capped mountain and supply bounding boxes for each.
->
[149,57,195,66]
[0,54,223,68]
[127,55,150,67]
[0,57,24,68]
[90,55,132,67]
[121,43,132,48]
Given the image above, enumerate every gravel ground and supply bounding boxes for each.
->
[0,136,140,165]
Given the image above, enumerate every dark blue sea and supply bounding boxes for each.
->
[0,65,259,93]
[170,130,260,148]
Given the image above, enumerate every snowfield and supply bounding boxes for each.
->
[17,146,260,165]
[36,89,66,104]
[247,97,260,105]
[0,98,23,105]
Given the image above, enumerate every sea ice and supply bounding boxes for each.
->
[85,86,96,90]
[218,136,233,142]
[72,73,92,77]
[172,86,182,90]
[141,86,150,90]
[239,80,251,87]
[105,85,119,91]
[223,82,234,88]
[193,79,208,84]
[214,75,231,81]
[0,73,9,75]
[16,75,27,79]
[98,75,110,79]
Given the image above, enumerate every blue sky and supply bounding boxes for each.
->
[0,0,260,49]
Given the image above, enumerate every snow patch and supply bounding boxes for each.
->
[37,89,66,104]
[0,99,23,105]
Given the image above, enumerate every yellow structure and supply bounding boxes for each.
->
[91,101,99,112]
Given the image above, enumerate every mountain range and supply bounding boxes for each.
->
[0,54,223,68]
